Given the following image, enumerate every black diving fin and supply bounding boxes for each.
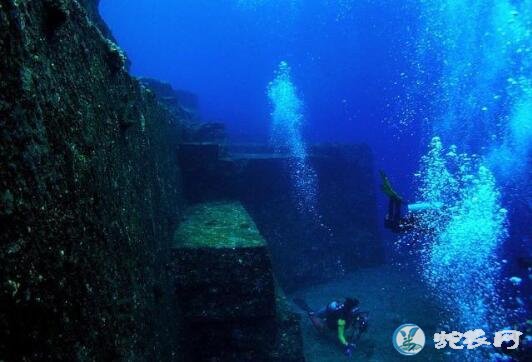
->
[294,298,325,333]
[293,298,313,313]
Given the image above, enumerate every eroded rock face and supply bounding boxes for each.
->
[78,0,120,52]
[170,202,305,361]
[139,78,199,114]
[0,1,184,360]
[234,145,383,290]
[177,143,383,290]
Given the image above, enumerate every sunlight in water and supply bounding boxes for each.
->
[415,137,508,333]
[412,0,531,181]
[267,61,318,215]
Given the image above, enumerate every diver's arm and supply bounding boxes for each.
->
[407,201,443,213]
[337,319,348,346]
[315,306,328,318]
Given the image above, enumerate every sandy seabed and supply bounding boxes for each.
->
[291,265,457,361]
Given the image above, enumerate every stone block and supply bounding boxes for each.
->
[169,202,304,361]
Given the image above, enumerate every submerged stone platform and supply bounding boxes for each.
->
[169,202,304,361]
[178,143,383,290]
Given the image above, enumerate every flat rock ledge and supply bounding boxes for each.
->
[169,201,305,361]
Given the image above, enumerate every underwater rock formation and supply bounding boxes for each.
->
[78,0,114,39]
[139,78,200,121]
[140,77,226,143]
[239,144,383,289]
[178,143,383,290]
[170,202,304,361]
[0,1,308,360]
[0,0,184,359]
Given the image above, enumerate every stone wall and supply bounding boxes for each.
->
[178,143,384,290]
[0,0,184,360]
[170,202,305,361]
[233,145,383,290]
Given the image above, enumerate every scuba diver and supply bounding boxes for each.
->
[380,171,442,233]
[294,297,368,357]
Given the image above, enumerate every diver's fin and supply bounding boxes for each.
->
[293,298,313,313]
[379,170,403,201]
[294,298,325,333]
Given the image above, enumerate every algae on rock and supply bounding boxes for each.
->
[0,1,184,360]
[174,201,264,249]
[170,201,305,361]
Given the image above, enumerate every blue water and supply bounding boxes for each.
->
[100,1,422,187]
[268,61,320,215]
[101,1,530,360]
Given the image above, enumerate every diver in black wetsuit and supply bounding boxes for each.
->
[295,297,368,357]
[380,171,442,233]
[380,171,415,233]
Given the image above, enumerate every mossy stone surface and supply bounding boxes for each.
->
[174,201,265,248]
[169,202,305,361]
[0,1,184,360]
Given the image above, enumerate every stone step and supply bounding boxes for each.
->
[168,201,304,360]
